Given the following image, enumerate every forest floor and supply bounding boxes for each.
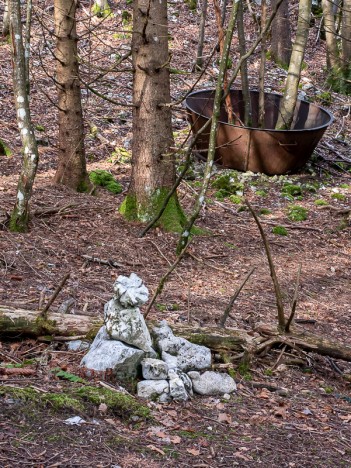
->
[0,0,351,466]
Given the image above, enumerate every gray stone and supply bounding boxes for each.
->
[141,358,168,380]
[152,321,211,372]
[168,369,189,401]
[188,371,236,395]
[104,299,155,355]
[80,326,144,379]
[67,340,90,352]
[113,273,149,307]
[137,380,169,399]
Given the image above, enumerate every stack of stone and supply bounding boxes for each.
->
[81,274,236,402]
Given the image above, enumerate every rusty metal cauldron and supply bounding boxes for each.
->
[185,89,334,175]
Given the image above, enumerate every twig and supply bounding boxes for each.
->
[81,254,124,269]
[285,263,302,333]
[187,251,240,277]
[270,344,287,371]
[40,272,70,320]
[144,242,191,319]
[219,267,255,327]
[245,199,285,330]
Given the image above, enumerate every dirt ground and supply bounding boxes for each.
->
[1,0,351,466]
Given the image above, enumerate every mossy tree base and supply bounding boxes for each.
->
[120,189,187,233]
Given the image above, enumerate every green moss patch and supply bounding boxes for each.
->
[89,170,122,194]
[272,225,288,236]
[212,172,244,198]
[0,139,11,157]
[287,205,308,222]
[281,183,302,199]
[331,193,346,201]
[120,189,187,233]
[314,199,328,206]
[0,384,150,420]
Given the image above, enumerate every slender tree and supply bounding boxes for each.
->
[275,0,312,129]
[120,0,185,231]
[53,0,91,191]
[271,0,292,68]
[2,0,10,37]
[9,0,39,232]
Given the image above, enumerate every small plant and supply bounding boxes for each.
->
[52,368,86,384]
[316,91,332,105]
[315,199,328,206]
[255,190,267,197]
[89,170,122,194]
[331,193,346,201]
[324,386,334,394]
[272,225,288,236]
[287,205,308,222]
[224,242,237,249]
[340,184,349,189]
[259,208,271,215]
[35,124,45,132]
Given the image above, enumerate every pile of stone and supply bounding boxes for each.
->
[80,273,236,402]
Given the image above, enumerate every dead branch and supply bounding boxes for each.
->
[40,272,70,320]
[81,255,125,269]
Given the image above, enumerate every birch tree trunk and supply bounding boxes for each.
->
[92,0,111,17]
[9,0,39,233]
[120,0,185,231]
[275,0,311,130]
[53,0,91,192]
[271,0,292,68]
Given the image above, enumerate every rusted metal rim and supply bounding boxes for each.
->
[185,88,334,132]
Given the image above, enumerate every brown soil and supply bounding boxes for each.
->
[1,0,351,466]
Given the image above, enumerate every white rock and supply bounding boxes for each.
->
[113,273,149,307]
[168,369,190,401]
[141,358,168,380]
[80,326,144,379]
[152,321,211,372]
[67,340,90,351]
[104,299,155,355]
[137,380,169,399]
[188,371,236,395]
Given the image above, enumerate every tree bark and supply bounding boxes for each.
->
[322,0,341,70]
[271,0,292,68]
[2,0,10,37]
[53,0,91,192]
[194,0,208,71]
[121,0,184,231]
[237,0,252,127]
[2,305,351,363]
[9,0,39,233]
[275,0,311,130]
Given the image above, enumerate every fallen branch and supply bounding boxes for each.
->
[40,272,70,320]
[219,267,255,327]
[81,255,125,269]
[1,306,351,363]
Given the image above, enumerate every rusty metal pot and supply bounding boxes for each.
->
[185,89,334,175]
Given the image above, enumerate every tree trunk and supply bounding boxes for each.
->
[275,0,311,130]
[121,0,185,232]
[322,0,341,69]
[2,305,351,363]
[194,0,208,71]
[2,0,10,37]
[258,0,267,128]
[9,0,39,233]
[271,0,292,68]
[341,0,351,93]
[237,0,252,126]
[53,0,91,192]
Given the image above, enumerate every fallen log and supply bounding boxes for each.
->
[1,305,351,363]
